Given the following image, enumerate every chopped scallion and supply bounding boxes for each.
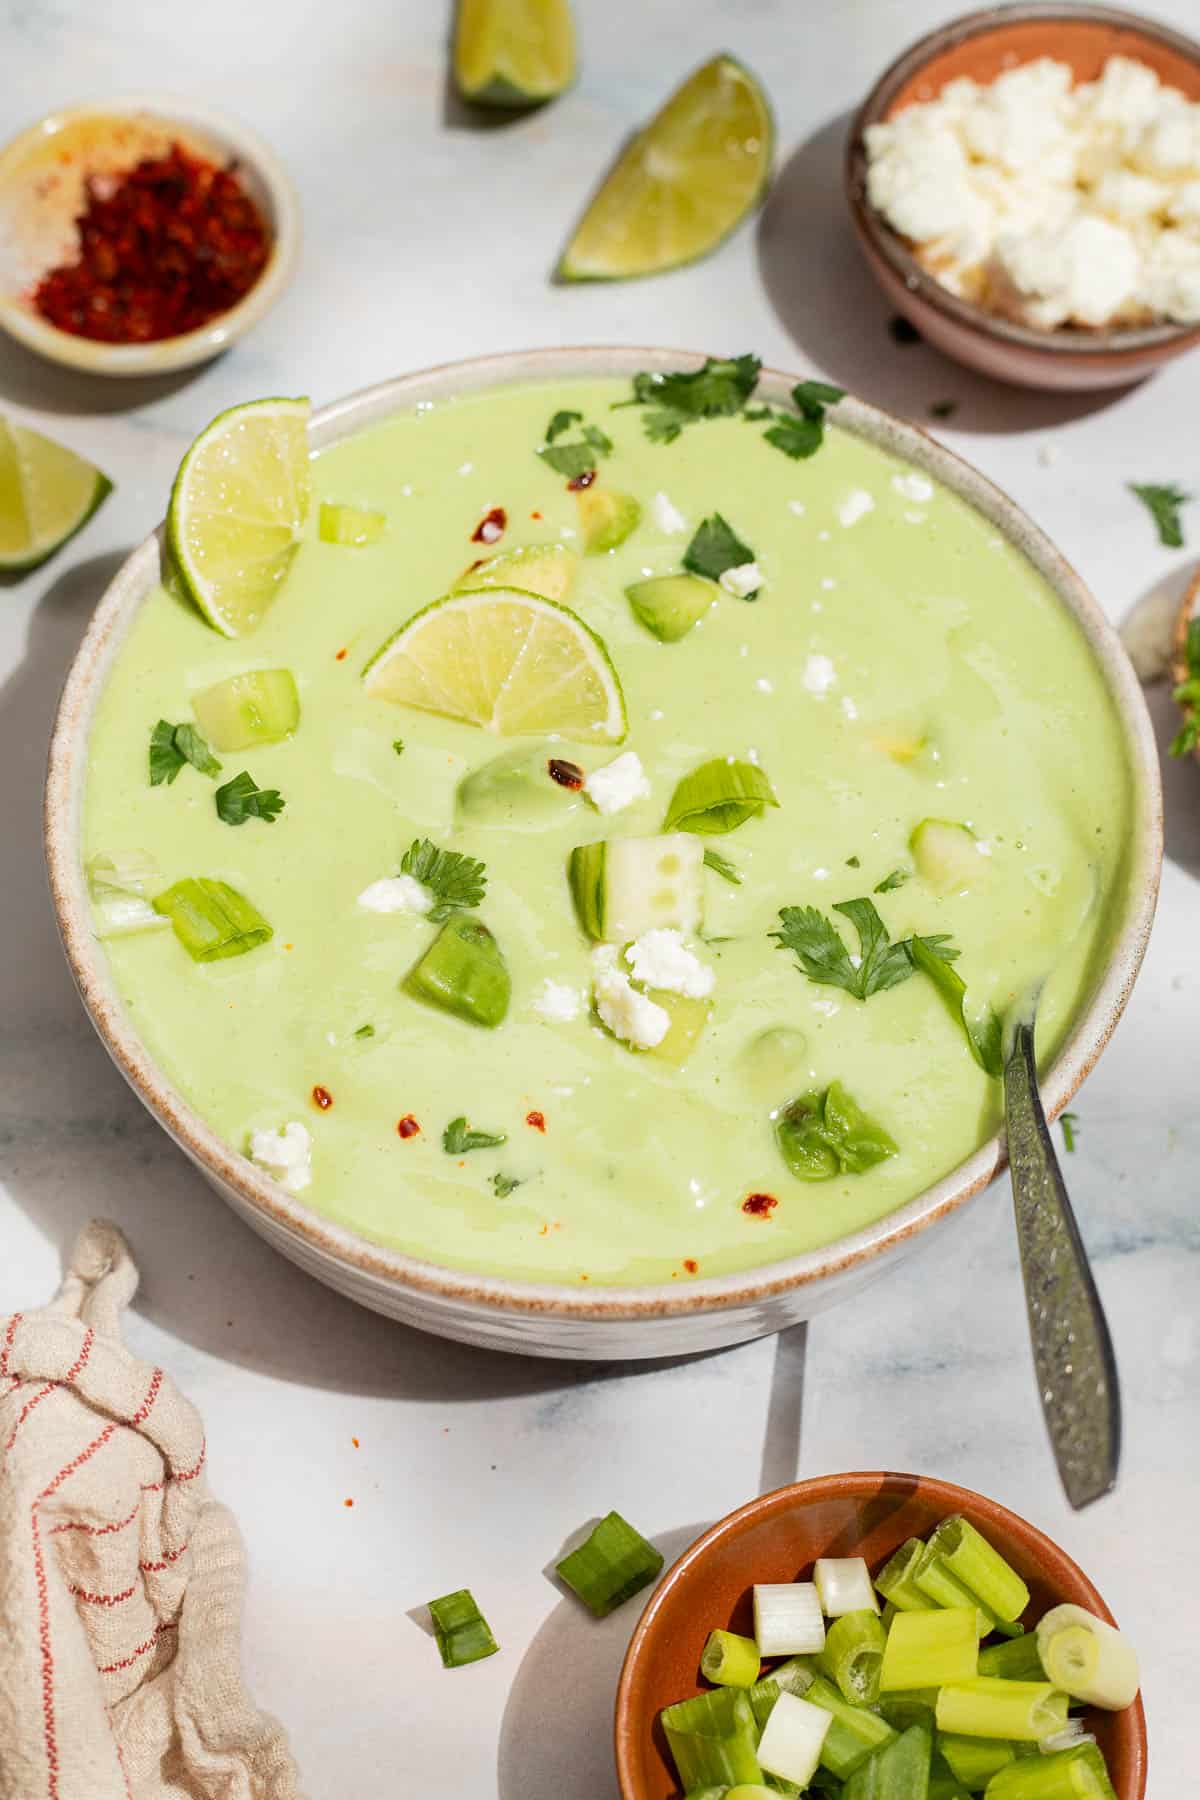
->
[661,1687,764,1790]
[86,852,170,939]
[427,1588,499,1668]
[925,1516,1030,1624]
[875,1539,937,1613]
[801,1672,897,1779]
[153,878,273,961]
[913,1546,996,1637]
[556,1510,662,1617]
[934,1679,1068,1743]
[815,1609,886,1705]
[938,1731,1018,1787]
[842,1722,932,1800]
[664,758,778,835]
[979,1634,1047,1683]
[879,1609,978,1692]
[1035,1605,1139,1710]
[983,1742,1117,1799]
[756,1691,832,1790]
[753,1583,826,1657]
[700,1627,762,1689]
[814,1557,879,1618]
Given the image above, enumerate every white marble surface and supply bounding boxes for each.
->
[0,1,1196,1793]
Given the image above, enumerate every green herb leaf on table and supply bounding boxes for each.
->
[874,867,910,893]
[1061,1111,1080,1154]
[620,355,762,444]
[443,1116,508,1154]
[907,934,1004,1077]
[683,514,758,589]
[538,418,614,480]
[704,847,742,884]
[401,836,487,924]
[149,718,222,786]
[772,897,915,1001]
[1130,481,1190,548]
[492,1172,523,1197]
[215,770,286,826]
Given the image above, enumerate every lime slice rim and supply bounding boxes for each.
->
[454,0,577,104]
[362,584,628,741]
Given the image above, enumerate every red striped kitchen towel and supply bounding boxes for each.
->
[0,1221,301,1799]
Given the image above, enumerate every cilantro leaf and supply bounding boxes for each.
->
[792,379,846,415]
[545,410,583,443]
[401,836,487,923]
[149,719,222,786]
[443,1116,508,1154]
[538,422,614,480]
[703,847,742,885]
[354,1024,375,1039]
[874,867,910,893]
[771,896,916,1001]
[621,355,762,443]
[492,1171,523,1197]
[834,897,917,996]
[907,933,1003,1076]
[683,514,758,588]
[1130,481,1190,548]
[763,379,845,462]
[392,740,405,756]
[215,770,286,826]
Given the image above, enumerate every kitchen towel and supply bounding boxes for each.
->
[0,1220,302,1799]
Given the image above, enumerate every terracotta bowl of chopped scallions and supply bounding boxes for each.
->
[614,1472,1147,1799]
[1171,569,1200,759]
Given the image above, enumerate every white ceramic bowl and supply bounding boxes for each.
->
[44,350,1163,1358]
[0,96,299,376]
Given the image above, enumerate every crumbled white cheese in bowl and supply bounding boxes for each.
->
[864,54,1200,330]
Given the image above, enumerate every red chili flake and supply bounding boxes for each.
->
[343,1498,354,1508]
[742,1193,778,1218]
[684,1258,699,1274]
[530,510,543,520]
[548,758,584,790]
[335,647,348,662]
[32,143,270,344]
[566,470,596,492]
[397,1115,421,1139]
[351,1437,360,1449]
[525,1111,546,1133]
[471,506,507,544]
[312,1086,333,1111]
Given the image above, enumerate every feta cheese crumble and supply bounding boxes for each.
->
[625,929,715,999]
[892,471,934,503]
[248,1122,312,1194]
[357,875,433,914]
[719,560,764,598]
[837,489,875,527]
[803,653,837,694]
[534,979,585,1023]
[651,490,688,534]
[755,677,774,693]
[584,750,650,816]
[591,946,669,1049]
[865,55,1200,326]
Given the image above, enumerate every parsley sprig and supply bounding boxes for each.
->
[618,355,845,462]
[772,897,932,1000]
[538,409,614,480]
[443,1116,507,1154]
[683,514,758,589]
[216,771,286,826]
[149,719,221,786]
[401,836,487,923]
[1130,482,1191,549]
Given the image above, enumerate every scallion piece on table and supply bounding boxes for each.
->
[815,1609,887,1704]
[814,1556,879,1618]
[913,1547,996,1637]
[979,1634,1047,1682]
[756,1691,832,1790]
[191,668,300,751]
[879,1608,978,1692]
[1035,1605,1140,1710]
[661,1687,764,1790]
[935,1678,1069,1743]
[701,1628,762,1688]
[925,1517,1031,1624]
[556,1510,662,1617]
[753,1583,826,1657]
[153,878,273,961]
[937,1731,1018,1786]
[843,1722,932,1800]
[427,1588,498,1668]
[801,1672,897,1779]
[319,500,387,546]
[875,1539,937,1613]
[983,1742,1118,1799]
[663,758,779,835]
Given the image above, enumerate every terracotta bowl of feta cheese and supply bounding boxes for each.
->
[846,4,1200,390]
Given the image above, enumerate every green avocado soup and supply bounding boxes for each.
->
[82,377,1133,1285]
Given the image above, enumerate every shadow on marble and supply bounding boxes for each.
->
[0,329,211,416]
[497,1521,704,1800]
[440,62,553,133]
[758,1320,807,1494]
[757,111,1136,434]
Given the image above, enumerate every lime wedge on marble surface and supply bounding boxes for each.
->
[454,0,576,106]
[557,54,772,280]
[0,416,111,572]
[167,397,310,637]
[362,587,626,741]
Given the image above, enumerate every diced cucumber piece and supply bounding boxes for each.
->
[407,915,510,1027]
[568,833,704,941]
[626,572,717,642]
[319,501,386,546]
[577,486,641,553]
[457,743,576,831]
[644,990,712,1065]
[910,819,985,895]
[192,669,300,751]
[87,853,171,939]
[454,543,577,601]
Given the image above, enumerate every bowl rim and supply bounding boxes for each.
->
[845,1,1200,360]
[612,1469,1149,1799]
[43,344,1163,1324]
[0,93,300,376]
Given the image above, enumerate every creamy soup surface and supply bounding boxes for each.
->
[84,378,1132,1285]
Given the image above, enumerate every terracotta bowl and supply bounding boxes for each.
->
[615,1471,1148,1799]
[845,4,1200,392]
[0,96,299,376]
[44,348,1162,1359]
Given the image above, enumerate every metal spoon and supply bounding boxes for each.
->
[1003,994,1121,1509]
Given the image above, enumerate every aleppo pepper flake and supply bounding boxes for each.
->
[525,1110,546,1132]
[32,143,270,344]
[311,1086,333,1111]
[548,758,584,789]
[742,1193,778,1217]
[397,1115,421,1139]
[471,507,506,544]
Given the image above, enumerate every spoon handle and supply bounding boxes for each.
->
[1003,1019,1121,1510]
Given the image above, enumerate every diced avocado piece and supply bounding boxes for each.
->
[625,572,717,642]
[910,818,984,894]
[319,502,386,546]
[874,729,931,766]
[454,543,577,601]
[568,833,704,941]
[577,486,641,553]
[736,1026,809,1101]
[191,669,300,751]
[407,915,510,1027]
[643,990,711,1065]
[457,743,577,831]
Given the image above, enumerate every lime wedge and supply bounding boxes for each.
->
[0,416,111,572]
[167,398,310,638]
[453,542,577,601]
[362,587,626,742]
[454,0,576,106]
[557,54,772,281]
